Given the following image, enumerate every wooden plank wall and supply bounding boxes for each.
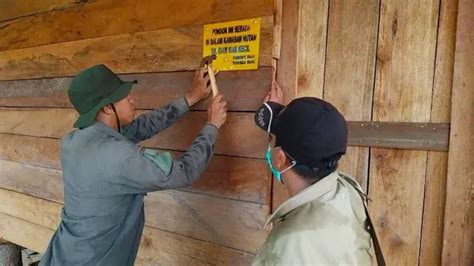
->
[273,0,464,265]
[0,0,469,265]
[0,1,274,265]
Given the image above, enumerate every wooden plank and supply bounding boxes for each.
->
[137,226,254,265]
[442,0,474,264]
[142,112,267,159]
[0,0,273,51]
[0,68,272,111]
[0,213,54,254]
[0,134,269,204]
[272,0,328,211]
[420,0,458,264]
[0,109,268,159]
[323,0,379,190]
[370,0,439,265]
[272,0,283,60]
[0,160,64,203]
[0,16,273,81]
[0,108,450,157]
[0,160,267,253]
[144,190,267,254]
[0,188,61,230]
[0,0,78,22]
[296,0,327,98]
[0,205,254,264]
[0,134,61,169]
[276,0,299,104]
[276,0,327,103]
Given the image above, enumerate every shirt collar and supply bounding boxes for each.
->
[90,121,127,140]
[266,171,340,226]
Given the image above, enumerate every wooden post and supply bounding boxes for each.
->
[441,0,474,264]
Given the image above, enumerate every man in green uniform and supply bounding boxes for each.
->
[40,63,227,265]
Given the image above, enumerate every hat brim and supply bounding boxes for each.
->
[73,80,135,129]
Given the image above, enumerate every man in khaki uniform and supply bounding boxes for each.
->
[252,82,384,265]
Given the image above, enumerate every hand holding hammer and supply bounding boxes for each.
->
[200,55,219,98]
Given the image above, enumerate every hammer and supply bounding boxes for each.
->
[200,55,219,98]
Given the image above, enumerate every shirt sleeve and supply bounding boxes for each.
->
[105,124,218,194]
[120,97,190,143]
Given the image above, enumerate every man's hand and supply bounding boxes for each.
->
[264,80,284,104]
[207,94,227,129]
[186,68,211,106]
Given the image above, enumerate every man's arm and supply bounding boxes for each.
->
[121,97,189,143]
[103,94,227,194]
[107,124,218,194]
[121,67,211,143]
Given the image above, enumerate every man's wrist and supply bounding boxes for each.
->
[185,92,198,107]
[206,121,220,130]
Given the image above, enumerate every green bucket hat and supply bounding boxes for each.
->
[68,64,137,129]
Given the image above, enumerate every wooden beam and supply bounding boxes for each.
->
[442,0,474,264]
[348,122,449,151]
[420,0,458,264]
[0,160,268,253]
[0,134,269,204]
[0,0,273,51]
[370,0,440,265]
[324,0,379,191]
[0,16,273,81]
[0,68,272,111]
[0,0,78,22]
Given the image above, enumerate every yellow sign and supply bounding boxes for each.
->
[203,17,261,71]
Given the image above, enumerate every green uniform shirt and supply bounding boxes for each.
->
[40,97,218,265]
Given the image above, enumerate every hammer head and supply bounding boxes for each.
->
[200,54,217,68]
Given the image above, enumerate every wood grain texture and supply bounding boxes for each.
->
[0,213,54,254]
[0,16,273,80]
[295,0,327,98]
[370,0,439,265]
[0,160,268,253]
[0,134,269,204]
[0,68,272,111]
[272,0,328,211]
[276,0,299,104]
[0,0,273,51]
[442,0,474,264]
[0,0,78,22]
[420,0,458,264]
[323,0,379,190]
[0,109,268,158]
[348,122,450,151]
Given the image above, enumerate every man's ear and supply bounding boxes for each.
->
[274,148,288,170]
[100,104,114,115]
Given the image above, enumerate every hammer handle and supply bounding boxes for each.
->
[207,65,219,98]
